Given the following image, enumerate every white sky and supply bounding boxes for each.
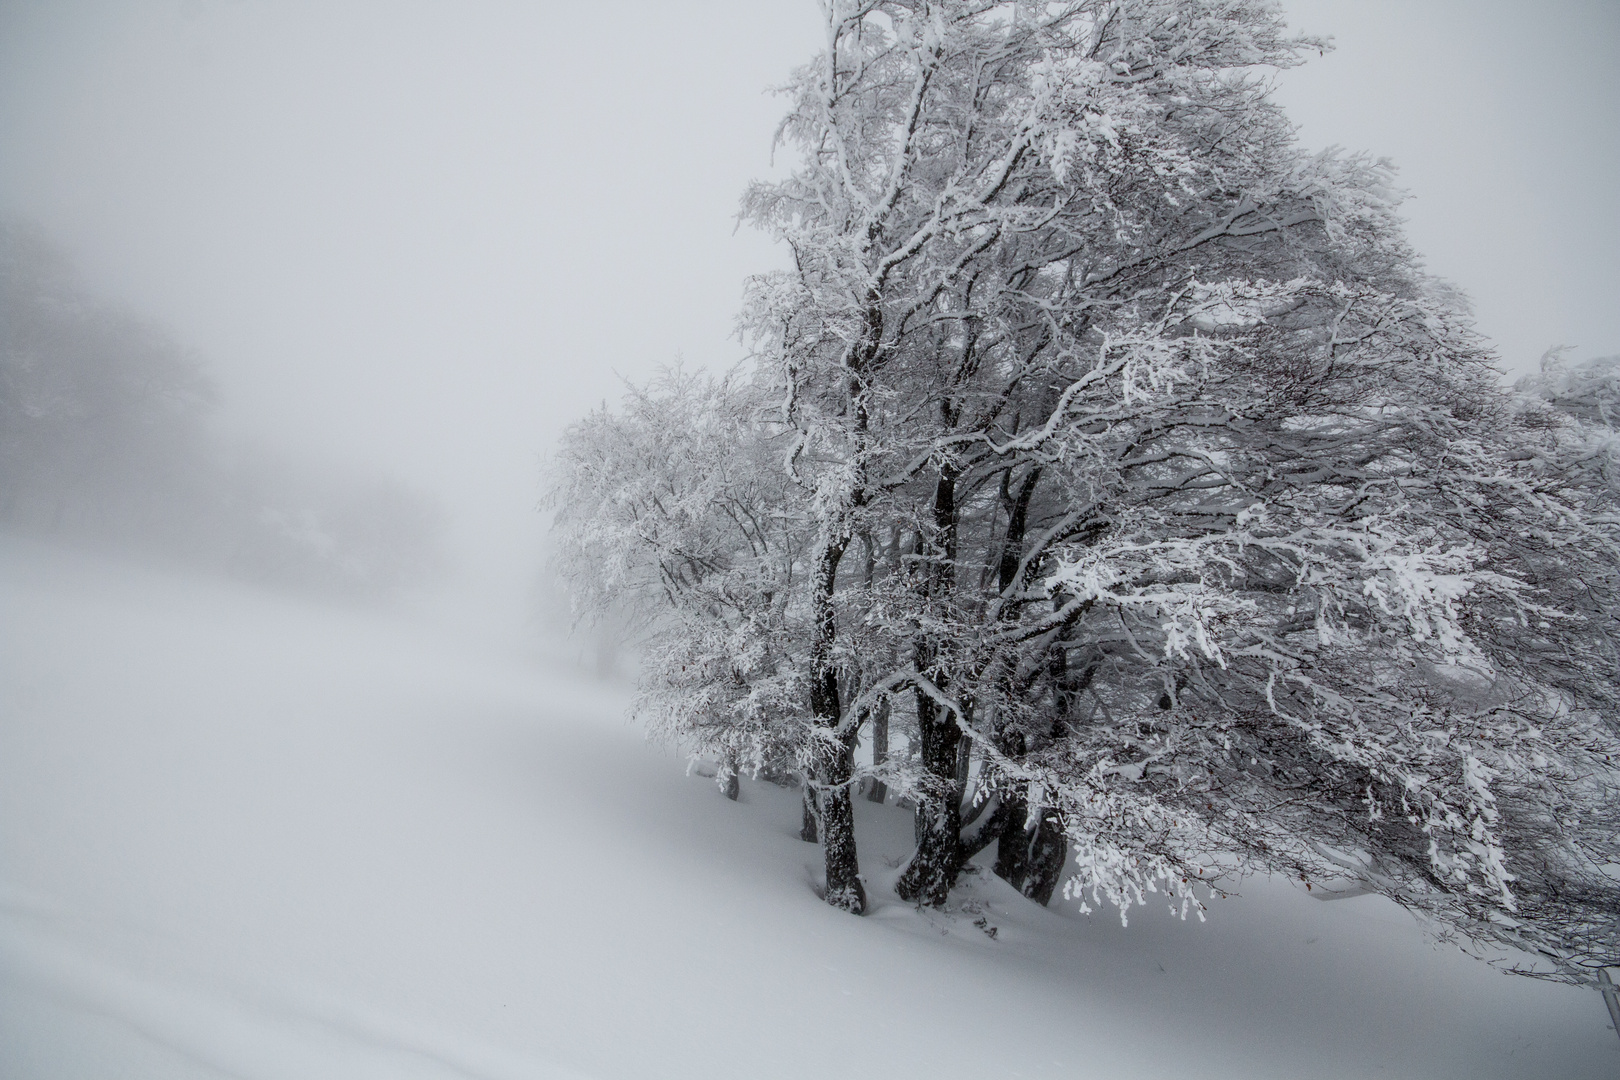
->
[2,0,1616,625]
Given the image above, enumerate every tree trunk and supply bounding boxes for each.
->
[1016,632,1078,907]
[866,698,889,804]
[860,533,889,806]
[989,468,1042,893]
[992,792,1032,891]
[818,731,866,913]
[895,463,964,907]
[808,537,866,914]
[895,679,963,905]
[959,795,1010,860]
[720,751,740,801]
[1022,809,1068,906]
[800,782,820,842]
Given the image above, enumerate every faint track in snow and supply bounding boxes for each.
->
[0,895,596,1080]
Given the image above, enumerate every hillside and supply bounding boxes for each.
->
[2,538,1615,1078]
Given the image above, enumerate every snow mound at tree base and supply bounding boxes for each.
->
[1,536,1614,1079]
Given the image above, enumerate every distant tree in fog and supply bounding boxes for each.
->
[0,222,213,538]
[0,221,445,598]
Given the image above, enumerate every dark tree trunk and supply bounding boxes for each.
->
[895,463,964,907]
[811,676,866,913]
[995,466,1041,598]
[859,533,890,806]
[720,752,740,801]
[800,782,820,842]
[808,538,866,914]
[959,783,993,830]
[1022,809,1068,906]
[1016,633,1081,907]
[989,722,1030,889]
[992,792,1032,891]
[991,686,1074,903]
[895,674,964,905]
[818,731,865,913]
[992,805,1067,905]
[866,698,889,803]
[896,799,960,905]
[960,795,1010,860]
[990,468,1042,893]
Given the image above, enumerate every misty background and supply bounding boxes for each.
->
[2,0,1615,635]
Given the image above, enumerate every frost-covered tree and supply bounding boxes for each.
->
[738,0,1378,906]
[550,369,885,906]
[548,373,814,777]
[551,0,1620,978]
[554,364,922,910]
[1517,350,1620,502]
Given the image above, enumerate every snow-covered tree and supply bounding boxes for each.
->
[1517,350,1620,503]
[551,0,1620,980]
[548,371,812,781]
[0,221,214,534]
[550,368,889,906]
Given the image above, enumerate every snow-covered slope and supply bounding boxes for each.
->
[2,538,1615,1078]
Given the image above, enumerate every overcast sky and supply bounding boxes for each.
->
[2,0,1615,627]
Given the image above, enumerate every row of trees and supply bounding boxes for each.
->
[550,0,1620,984]
[1,221,445,597]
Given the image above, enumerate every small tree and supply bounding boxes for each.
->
[550,368,883,909]
[550,369,804,780]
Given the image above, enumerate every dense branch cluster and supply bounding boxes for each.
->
[549,0,1620,984]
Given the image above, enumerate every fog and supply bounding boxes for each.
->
[6,6,1620,1076]
[1,0,1615,632]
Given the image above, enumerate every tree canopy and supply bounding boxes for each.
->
[550,0,1620,984]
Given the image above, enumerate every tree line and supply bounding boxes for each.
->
[550,0,1620,985]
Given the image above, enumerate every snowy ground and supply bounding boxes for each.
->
[3,537,1616,1079]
